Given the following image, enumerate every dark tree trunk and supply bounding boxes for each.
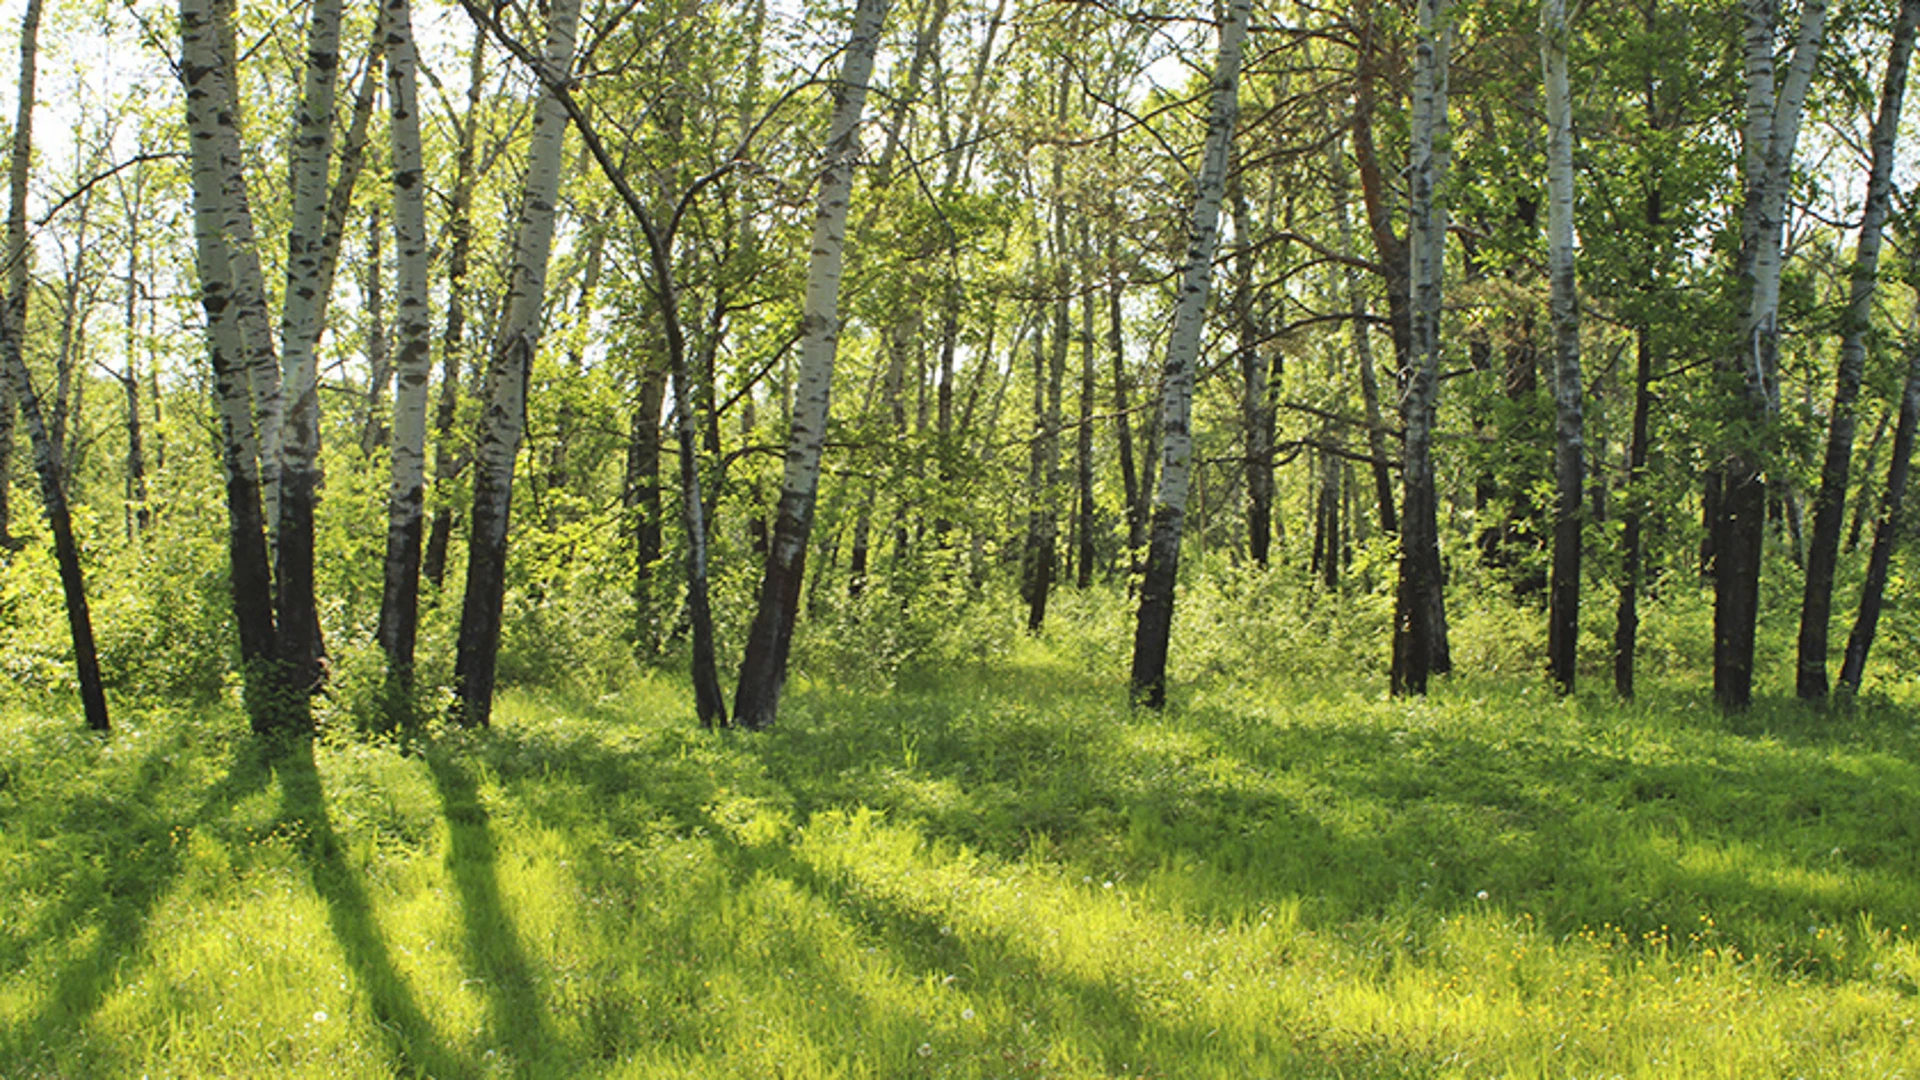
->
[421,25,486,589]
[1796,0,1916,700]
[732,0,890,730]
[1129,0,1249,707]
[1020,313,1058,633]
[361,205,390,456]
[1075,268,1096,588]
[1614,325,1654,699]
[1839,341,1920,692]
[451,0,580,727]
[5,0,105,732]
[626,363,667,640]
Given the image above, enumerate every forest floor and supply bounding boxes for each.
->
[4,630,1920,1077]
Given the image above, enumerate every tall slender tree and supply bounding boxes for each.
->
[1391,0,1453,696]
[451,0,582,727]
[375,0,434,708]
[1795,0,1916,700]
[732,0,892,730]
[1542,0,1583,693]
[1128,0,1252,708]
[272,0,347,699]
[180,0,279,731]
[1715,0,1824,709]
[0,0,107,731]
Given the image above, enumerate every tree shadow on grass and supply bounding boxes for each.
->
[2,734,274,1073]
[423,748,561,1073]
[271,737,472,1079]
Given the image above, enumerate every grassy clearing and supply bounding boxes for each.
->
[4,628,1920,1077]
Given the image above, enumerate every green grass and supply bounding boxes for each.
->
[4,634,1920,1077]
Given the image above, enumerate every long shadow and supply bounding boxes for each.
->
[272,738,472,1079]
[4,734,274,1071]
[424,748,559,1073]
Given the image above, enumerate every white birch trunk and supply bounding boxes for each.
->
[271,0,346,695]
[1127,0,1251,707]
[731,0,891,730]
[206,0,284,534]
[451,0,581,726]
[181,0,280,725]
[376,0,432,695]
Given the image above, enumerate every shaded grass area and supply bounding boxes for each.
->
[3,645,1920,1077]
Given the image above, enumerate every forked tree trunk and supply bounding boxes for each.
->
[181,0,279,730]
[1542,0,1583,694]
[208,0,285,544]
[1715,0,1824,709]
[450,0,581,727]
[1839,330,1920,693]
[272,0,346,703]
[1128,0,1251,708]
[1391,0,1453,696]
[732,0,890,730]
[1795,0,1914,700]
[375,0,433,706]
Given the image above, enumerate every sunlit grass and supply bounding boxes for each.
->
[4,637,1920,1077]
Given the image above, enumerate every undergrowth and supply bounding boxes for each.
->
[3,580,1920,1077]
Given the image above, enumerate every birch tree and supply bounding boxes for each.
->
[375,0,433,705]
[1795,0,1916,700]
[450,0,582,727]
[1715,0,1824,709]
[181,0,280,731]
[1542,0,1582,693]
[272,0,347,697]
[731,0,892,730]
[1391,0,1453,696]
[1127,0,1252,709]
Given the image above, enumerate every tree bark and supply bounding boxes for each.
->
[1839,330,1920,693]
[361,206,390,456]
[1715,0,1824,709]
[181,0,279,730]
[732,0,890,730]
[1795,0,1915,700]
[0,0,106,732]
[625,362,667,643]
[1076,262,1097,588]
[1230,169,1275,569]
[1333,146,1397,536]
[422,28,487,589]
[272,0,347,703]
[1542,0,1583,694]
[375,0,433,707]
[1391,0,1453,696]
[1129,0,1251,708]
[450,0,580,727]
